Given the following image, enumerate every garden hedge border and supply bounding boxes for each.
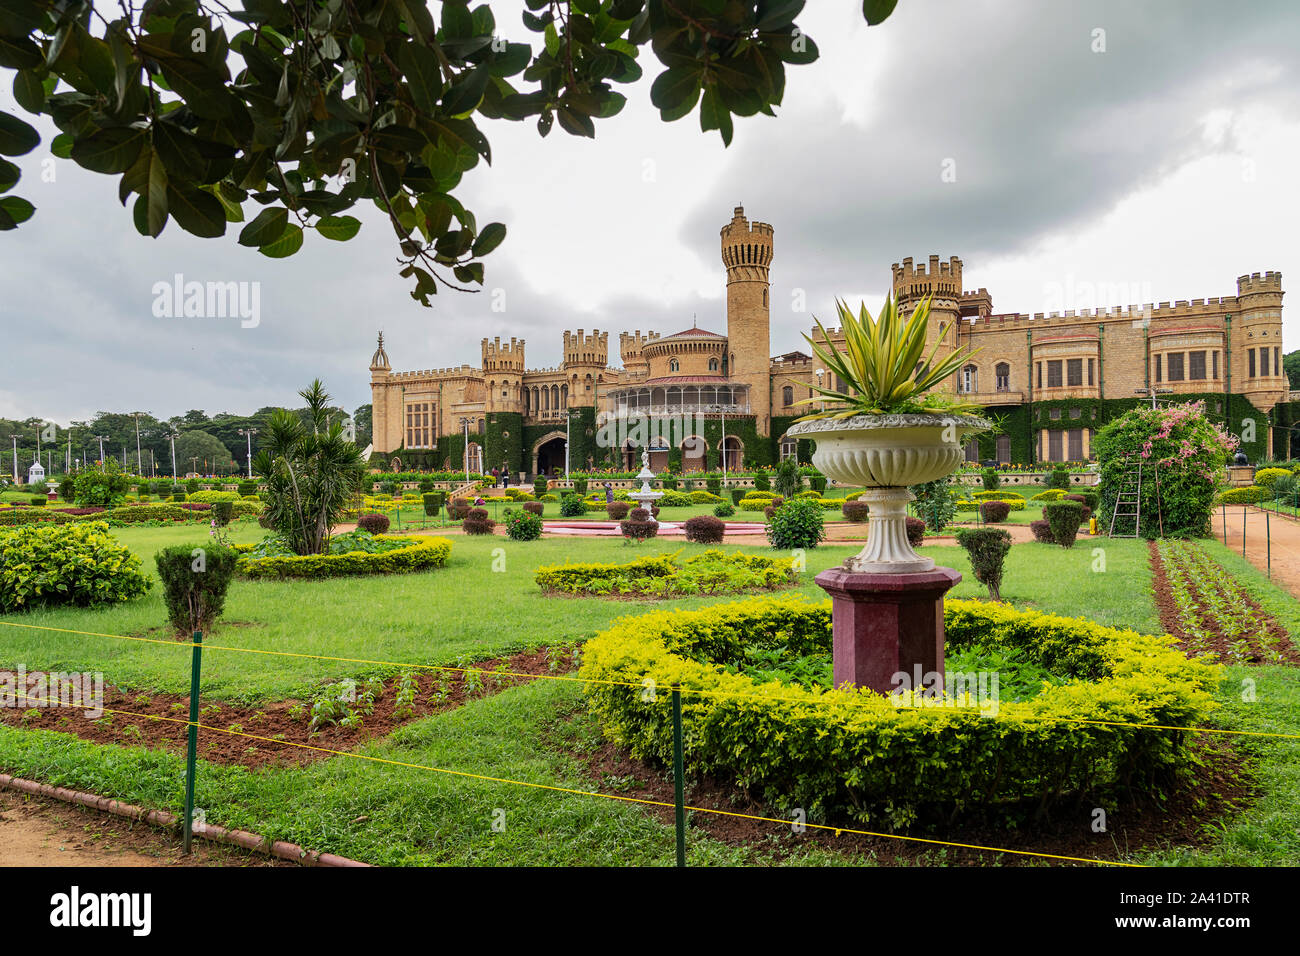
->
[235,535,452,580]
[580,596,1219,828]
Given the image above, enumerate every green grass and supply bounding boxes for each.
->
[0,524,1160,701]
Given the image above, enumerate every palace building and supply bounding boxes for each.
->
[368,206,1292,475]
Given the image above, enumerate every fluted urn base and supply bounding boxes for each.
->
[844,487,932,573]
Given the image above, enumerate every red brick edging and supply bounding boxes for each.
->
[0,773,370,867]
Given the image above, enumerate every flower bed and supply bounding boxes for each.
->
[535,550,795,598]
[236,535,452,580]
[580,597,1219,828]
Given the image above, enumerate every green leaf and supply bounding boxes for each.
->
[0,35,43,71]
[259,222,304,258]
[0,111,40,156]
[398,41,443,115]
[238,206,289,247]
[166,183,227,237]
[0,195,34,227]
[144,148,169,236]
[13,70,44,113]
[556,107,595,138]
[699,88,734,146]
[0,157,18,192]
[49,133,73,159]
[471,221,506,257]
[649,66,701,121]
[70,126,147,172]
[442,65,491,117]
[862,0,898,25]
[316,214,361,241]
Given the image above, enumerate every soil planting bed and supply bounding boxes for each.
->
[1,647,578,770]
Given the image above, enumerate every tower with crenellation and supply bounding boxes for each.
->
[892,255,964,396]
[481,336,524,413]
[721,205,774,435]
[619,330,660,381]
[562,329,608,406]
[1232,271,1286,414]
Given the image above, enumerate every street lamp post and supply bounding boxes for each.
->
[238,428,258,478]
[132,412,144,475]
[93,435,108,467]
[565,410,571,480]
[8,435,18,483]
[710,404,728,489]
[458,417,472,486]
[167,430,178,482]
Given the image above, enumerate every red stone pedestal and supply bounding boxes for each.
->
[814,567,962,693]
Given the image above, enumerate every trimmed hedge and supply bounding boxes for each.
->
[979,500,1011,523]
[580,596,1219,828]
[536,550,793,596]
[955,499,1025,513]
[842,500,871,522]
[1031,489,1067,502]
[683,515,725,544]
[1029,519,1054,543]
[1044,500,1084,547]
[0,521,152,612]
[155,543,238,633]
[1216,486,1269,505]
[1253,467,1292,489]
[236,536,452,579]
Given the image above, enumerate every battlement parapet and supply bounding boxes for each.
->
[1237,271,1283,295]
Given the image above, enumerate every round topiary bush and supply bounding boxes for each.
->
[954,527,1012,601]
[462,507,496,535]
[211,501,234,527]
[1029,519,1054,543]
[981,467,1000,492]
[1045,466,1072,491]
[447,498,471,520]
[765,498,824,550]
[357,513,390,535]
[842,499,871,522]
[523,501,544,517]
[1043,500,1084,547]
[560,493,586,517]
[620,508,658,541]
[156,543,238,634]
[905,516,926,547]
[713,503,735,518]
[422,492,443,517]
[979,500,1011,523]
[580,596,1219,828]
[606,501,630,520]
[683,515,725,544]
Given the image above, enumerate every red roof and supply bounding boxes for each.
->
[630,375,733,386]
[660,326,726,340]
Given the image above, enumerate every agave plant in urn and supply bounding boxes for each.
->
[787,294,990,692]
[788,294,990,573]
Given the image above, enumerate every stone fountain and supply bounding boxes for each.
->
[626,449,666,526]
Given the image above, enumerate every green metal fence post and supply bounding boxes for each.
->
[671,683,686,867]
[1221,504,1227,546]
[1266,508,1271,578]
[183,629,203,855]
[1242,507,1247,558]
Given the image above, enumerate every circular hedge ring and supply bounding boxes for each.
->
[580,596,1219,829]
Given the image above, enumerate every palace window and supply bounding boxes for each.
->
[964,438,979,462]
[669,358,680,372]
[995,363,1010,391]
[1069,407,1081,419]
[1212,350,1219,379]
[961,364,977,393]
[1049,408,1062,420]
[1189,351,1206,381]
[1155,354,1162,383]
[779,434,797,461]
[836,375,849,395]
[1275,347,1281,377]
[1066,358,1083,387]
[1167,352,1184,381]
[1248,348,1256,377]
[1048,430,1063,461]
[996,434,1011,463]
[1068,429,1083,460]
[1087,358,1095,386]
[1260,348,1269,376]
[782,385,794,407]
[709,358,719,371]
[1046,360,1062,388]
[405,402,432,449]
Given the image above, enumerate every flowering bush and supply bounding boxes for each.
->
[1094,402,1236,539]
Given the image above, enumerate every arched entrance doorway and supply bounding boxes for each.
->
[534,435,567,476]
[720,436,743,472]
[680,435,706,473]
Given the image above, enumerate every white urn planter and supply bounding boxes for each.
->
[788,413,991,573]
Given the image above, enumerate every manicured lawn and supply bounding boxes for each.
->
[0,515,1292,866]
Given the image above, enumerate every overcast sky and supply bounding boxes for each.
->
[3,0,1298,424]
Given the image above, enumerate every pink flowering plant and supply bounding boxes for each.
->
[1093,401,1238,538]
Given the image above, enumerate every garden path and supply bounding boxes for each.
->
[1212,506,1300,599]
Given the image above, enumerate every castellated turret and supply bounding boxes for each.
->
[482,336,524,412]
[891,255,964,395]
[564,329,608,367]
[721,205,774,435]
[619,330,660,379]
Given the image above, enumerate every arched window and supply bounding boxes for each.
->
[995,362,1010,392]
[708,357,719,371]
[669,358,680,372]
[782,385,794,407]
[779,433,797,462]
[478,418,485,435]
[961,364,978,394]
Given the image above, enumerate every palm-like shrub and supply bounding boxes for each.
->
[252,380,364,556]
[797,294,982,418]
[773,458,804,498]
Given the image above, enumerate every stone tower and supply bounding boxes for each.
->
[721,205,774,435]
[481,336,524,413]
[891,255,965,396]
[1233,271,1287,423]
[563,329,609,406]
[369,331,392,452]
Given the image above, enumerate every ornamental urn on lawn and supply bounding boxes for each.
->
[786,294,992,691]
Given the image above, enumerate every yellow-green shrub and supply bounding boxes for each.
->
[1253,467,1292,489]
[955,498,1025,512]
[236,536,452,579]
[581,596,1218,828]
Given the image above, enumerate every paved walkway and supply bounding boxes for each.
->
[1210,506,1300,598]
